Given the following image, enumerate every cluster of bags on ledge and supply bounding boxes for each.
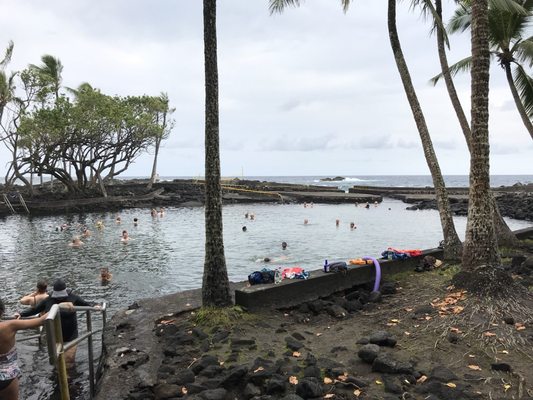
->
[247,247,434,286]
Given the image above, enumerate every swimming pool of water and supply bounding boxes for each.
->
[1,201,531,399]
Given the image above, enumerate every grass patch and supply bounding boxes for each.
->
[192,305,255,328]
[437,264,461,277]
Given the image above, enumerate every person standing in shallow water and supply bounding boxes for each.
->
[19,280,49,306]
[18,279,99,365]
[0,298,48,400]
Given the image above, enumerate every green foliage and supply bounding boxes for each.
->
[192,305,254,328]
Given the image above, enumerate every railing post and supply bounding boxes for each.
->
[86,311,95,398]
[54,313,70,400]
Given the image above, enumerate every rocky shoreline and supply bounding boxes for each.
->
[95,244,533,400]
[1,179,532,221]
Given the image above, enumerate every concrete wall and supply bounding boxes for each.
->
[235,248,443,311]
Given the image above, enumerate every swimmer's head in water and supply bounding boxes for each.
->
[282,242,287,249]
[242,226,247,232]
[133,218,138,222]
[0,298,4,318]
[37,279,48,293]
[264,257,271,262]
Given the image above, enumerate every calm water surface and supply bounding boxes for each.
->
[1,201,531,399]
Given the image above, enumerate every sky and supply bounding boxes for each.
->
[1,0,532,178]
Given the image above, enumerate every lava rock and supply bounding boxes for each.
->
[429,366,458,382]
[380,281,397,295]
[358,344,381,364]
[368,291,382,303]
[285,336,304,351]
[414,305,434,315]
[383,376,403,394]
[154,383,180,399]
[369,331,397,347]
[265,377,287,395]
[303,365,321,378]
[192,327,208,340]
[327,305,348,319]
[503,316,515,325]
[295,378,323,398]
[491,363,512,372]
[174,369,195,385]
[220,365,248,388]
[291,332,306,341]
[211,330,230,343]
[372,355,398,374]
[199,388,227,400]
[192,355,220,375]
[243,383,261,399]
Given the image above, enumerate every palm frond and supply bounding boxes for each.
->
[513,63,533,117]
[269,0,303,14]
[429,55,472,85]
[0,40,14,69]
[448,4,471,34]
[514,37,533,66]
[489,0,527,15]
[412,0,450,48]
[341,0,353,13]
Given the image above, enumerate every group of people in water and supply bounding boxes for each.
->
[0,278,100,399]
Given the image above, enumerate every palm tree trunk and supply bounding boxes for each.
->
[435,0,517,247]
[388,0,462,260]
[504,62,533,140]
[147,136,161,190]
[202,0,232,307]
[462,0,501,269]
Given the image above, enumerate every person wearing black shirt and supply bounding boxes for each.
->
[19,279,98,364]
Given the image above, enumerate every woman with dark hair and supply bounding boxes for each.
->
[0,298,47,399]
[19,279,49,306]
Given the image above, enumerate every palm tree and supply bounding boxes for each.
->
[423,0,519,246]
[30,54,63,103]
[462,0,501,269]
[202,0,232,307]
[0,41,15,122]
[147,93,173,190]
[433,0,533,141]
[270,0,463,260]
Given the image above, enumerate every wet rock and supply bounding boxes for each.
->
[265,377,287,395]
[429,366,458,382]
[369,331,397,347]
[192,355,219,375]
[380,281,397,295]
[295,378,323,398]
[491,363,512,372]
[368,291,382,303]
[358,344,380,364]
[285,336,304,351]
[199,388,227,400]
[154,383,180,399]
[383,375,403,394]
[291,332,306,341]
[327,304,347,318]
[372,354,397,374]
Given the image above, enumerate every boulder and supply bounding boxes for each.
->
[369,331,397,347]
[372,354,397,374]
[358,344,380,364]
[295,378,323,398]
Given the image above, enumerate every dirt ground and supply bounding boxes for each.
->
[140,246,533,400]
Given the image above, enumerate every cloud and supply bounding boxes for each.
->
[259,133,336,151]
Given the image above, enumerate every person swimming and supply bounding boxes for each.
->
[115,216,121,224]
[242,226,247,232]
[336,219,340,227]
[81,227,91,237]
[133,217,139,226]
[281,241,287,250]
[150,209,157,217]
[95,220,104,230]
[121,230,130,242]
[304,219,309,225]
[350,222,356,230]
[100,267,112,283]
[68,236,83,247]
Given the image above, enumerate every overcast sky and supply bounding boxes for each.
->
[1,0,531,178]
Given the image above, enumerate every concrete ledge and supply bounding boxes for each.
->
[235,248,443,311]
[514,226,533,240]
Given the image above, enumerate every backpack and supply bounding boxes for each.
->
[248,268,275,285]
[327,261,348,273]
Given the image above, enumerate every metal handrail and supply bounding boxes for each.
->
[2,194,16,214]
[18,192,30,214]
[45,303,107,400]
